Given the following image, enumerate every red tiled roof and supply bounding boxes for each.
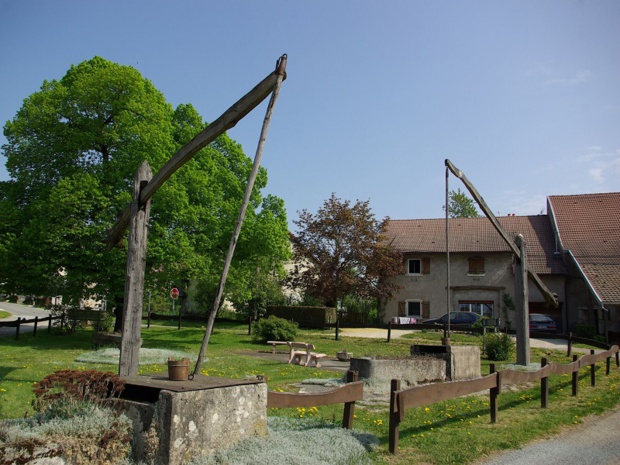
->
[384,215,566,275]
[548,192,620,304]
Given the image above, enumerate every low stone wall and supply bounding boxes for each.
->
[350,356,447,387]
[410,345,481,380]
[120,381,268,465]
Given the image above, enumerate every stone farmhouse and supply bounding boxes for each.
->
[382,192,620,338]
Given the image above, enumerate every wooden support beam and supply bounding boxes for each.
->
[515,234,531,366]
[105,67,284,249]
[119,162,153,377]
[445,159,559,308]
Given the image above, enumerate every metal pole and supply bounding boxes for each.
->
[445,164,451,343]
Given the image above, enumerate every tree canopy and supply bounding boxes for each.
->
[445,188,481,218]
[288,194,402,308]
[0,56,290,311]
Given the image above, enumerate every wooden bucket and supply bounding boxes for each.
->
[167,357,190,381]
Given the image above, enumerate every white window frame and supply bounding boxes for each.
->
[406,299,422,317]
[406,258,422,275]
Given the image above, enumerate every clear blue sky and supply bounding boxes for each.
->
[1,1,619,229]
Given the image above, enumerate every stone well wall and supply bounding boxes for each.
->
[119,379,268,465]
[350,356,447,387]
[410,345,481,380]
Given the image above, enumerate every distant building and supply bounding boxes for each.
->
[382,192,620,337]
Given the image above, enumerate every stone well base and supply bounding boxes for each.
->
[350,356,446,387]
[119,374,267,465]
[410,344,481,380]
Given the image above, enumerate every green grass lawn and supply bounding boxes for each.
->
[1,322,619,464]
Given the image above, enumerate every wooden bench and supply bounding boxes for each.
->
[267,340,289,354]
[287,342,327,368]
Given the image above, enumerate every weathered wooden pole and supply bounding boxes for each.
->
[119,161,153,377]
[514,234,530,366]
[192,55,287,377]
[444,159,559,308]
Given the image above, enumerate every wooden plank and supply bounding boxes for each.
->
[499,365,550,386]
[579,353,601,367]
[549,360,580,375]
[397,374,498,411]
[267,381,363,409]
[105,70,282,249]
[119,162,153,377]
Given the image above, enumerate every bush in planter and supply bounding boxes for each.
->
[252,315,298,343]
[484,332,514,361]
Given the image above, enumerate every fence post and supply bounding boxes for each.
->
[33,316,38,337]
[48,315,52,332]
[606,354,611,375]
[541,357,548,409]
[387,321,392,343]
[590,349,596,387]
[572,354,579,396]
[15,317,21,340]
[60,313,65,331]
[335,319,340,341]
[248,316,252,336]
[490,364,498,423]
[567,332,572,357]
[342,370,358,429]
[388,379,401,454]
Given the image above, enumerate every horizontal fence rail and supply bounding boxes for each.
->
[267,371,362,429]
[388,345,619,454]
[0,315,64,340]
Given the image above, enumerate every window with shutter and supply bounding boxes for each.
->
[407,259,421,275]
[468,257,485,275]
[407,301,421,317]
[398,301,406,316]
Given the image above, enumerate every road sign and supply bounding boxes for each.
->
[170,288,180,300]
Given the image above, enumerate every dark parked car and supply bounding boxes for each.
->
[424,311,482,327]
[529,313,557,332]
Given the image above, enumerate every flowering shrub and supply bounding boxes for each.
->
[32,369,125,419]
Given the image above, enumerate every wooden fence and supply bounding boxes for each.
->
[0,314,64,340]
[388,345,620,454]
[267,370,363,429]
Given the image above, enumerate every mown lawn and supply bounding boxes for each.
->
[1,321,619,464]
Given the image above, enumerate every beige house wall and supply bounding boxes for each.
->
[384,252,566,328]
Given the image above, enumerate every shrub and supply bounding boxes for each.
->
[195,417,378,465]
[484,332,514,361]
[33,369,125,419]
[252,315,298,343]
[575,324,597,339]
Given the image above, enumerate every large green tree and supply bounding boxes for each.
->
[289,194,402,308]
[0,57,289,316]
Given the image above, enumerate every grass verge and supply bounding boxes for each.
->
[1,321,619,464]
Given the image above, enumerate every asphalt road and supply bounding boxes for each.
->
[0,301,52,337]
[475,407,620,465]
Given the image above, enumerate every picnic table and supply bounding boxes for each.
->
[267,341,327,368]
